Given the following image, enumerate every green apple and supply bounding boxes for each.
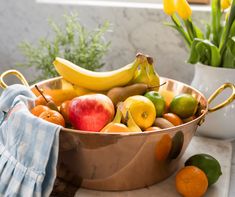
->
[144,91,166,117]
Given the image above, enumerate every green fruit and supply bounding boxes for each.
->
[144,91,166,117]
[185,153,222,186]
[169,94,198,119]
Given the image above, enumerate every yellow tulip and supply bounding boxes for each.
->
[163,0,176,16]
[221,0,231,10]
[176,0,192,20]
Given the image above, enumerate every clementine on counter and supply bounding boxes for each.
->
[175,166,208,197]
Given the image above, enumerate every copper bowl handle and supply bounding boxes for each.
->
[0,70,29,89]
[208,83,235,112]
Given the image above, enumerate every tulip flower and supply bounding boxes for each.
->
[163,0,176,16]
[163,0,235,68]
[176,0,192,20]
[221,0,231,10]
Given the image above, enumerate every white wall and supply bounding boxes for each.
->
[0,0,210,86]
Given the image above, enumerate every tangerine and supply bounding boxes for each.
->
[101,123,130,133]
[31,105,50,117]
[39,110,65,127]
[163,113,183,126]
[175,166,208,197]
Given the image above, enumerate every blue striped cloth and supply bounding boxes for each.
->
[0,84,61,197]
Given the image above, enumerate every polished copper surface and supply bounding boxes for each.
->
[32,77,208,191]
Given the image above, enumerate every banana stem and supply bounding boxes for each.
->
[134,54,148,70]
[148,82,167,90]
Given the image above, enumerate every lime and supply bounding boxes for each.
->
[169,93,198,119]
[144,91,166,117]
[185,153,222,186]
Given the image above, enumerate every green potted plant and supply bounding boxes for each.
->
[18,13,110,83]
[162,0,235,139]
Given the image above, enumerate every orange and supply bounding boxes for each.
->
[39,110,65,127]
[155,134,172,161]
[100,123,130,133]
[123,95,156,130]
[163,113,183,126]
[175,166,208,197]
[31,105,50,117]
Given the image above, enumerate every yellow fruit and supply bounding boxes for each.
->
[146,57,160,91]
[53,54,146,91]
[123,95,156,130]
[131,64,149,84]
[130,56,160,91]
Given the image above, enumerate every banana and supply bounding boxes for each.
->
[53,54,145,91]
[119,102,142,132]
[146,56,160,91]
[129,56,160,91]
[131,63,149,84]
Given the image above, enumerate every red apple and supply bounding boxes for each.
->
[69,94,115,132]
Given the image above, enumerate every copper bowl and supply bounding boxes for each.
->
[0,70,234,191]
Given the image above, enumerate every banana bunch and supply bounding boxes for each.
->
[131,56,160,91]
[53,53,146,92]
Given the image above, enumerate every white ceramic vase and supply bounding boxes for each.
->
[191,63,235,139]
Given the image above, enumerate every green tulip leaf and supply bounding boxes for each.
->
[188,39,221,67]
[228,36,235,55]
[222,48,235,68]
[212,0,222,47]
[222,37,235,68]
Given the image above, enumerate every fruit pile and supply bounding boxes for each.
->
[30,53,199,132]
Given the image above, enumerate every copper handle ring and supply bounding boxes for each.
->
[207,83,235,112]
[0,70,29,89]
